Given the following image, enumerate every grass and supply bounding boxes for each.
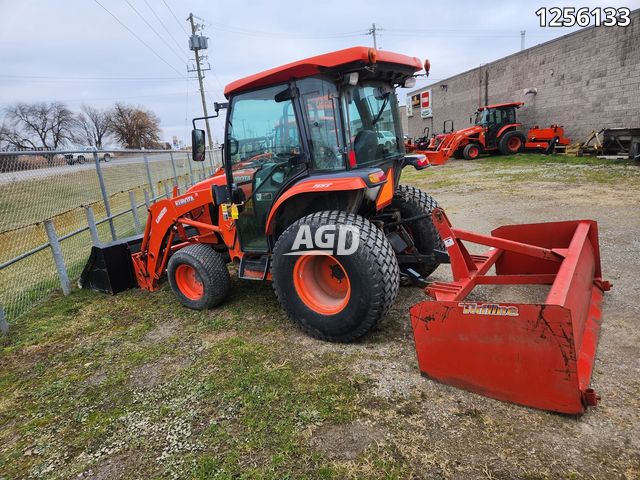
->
[0,285,397,479]
[400,153,640,188]
[1,154,639,478]
[0,153,217,323]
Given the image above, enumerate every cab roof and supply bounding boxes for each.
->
[224,46,423,98]
[477,102,524,111]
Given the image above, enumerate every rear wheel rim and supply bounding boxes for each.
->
[175,264,204,300]
[293,255,351,315]
[507,136,521,151]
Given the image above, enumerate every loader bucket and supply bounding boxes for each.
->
[410,209,610,414]
[79,235,142,294]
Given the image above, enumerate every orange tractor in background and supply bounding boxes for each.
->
[80,47,608,414]
[411,102,571,164]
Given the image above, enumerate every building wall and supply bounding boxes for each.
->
[398,105,408,135]
[406,10,640,142]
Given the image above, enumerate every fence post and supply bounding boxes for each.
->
[0,306,8,335]
[169,150,178,188]
[143,152,155,199]
[129,191,141,234]
[163,180,171,198]
[186,151,194,176]
[93,150,116,241]
[85,206,100,246]
[143,189,151,210]
[207,149,215,171]
[44,219,71,296]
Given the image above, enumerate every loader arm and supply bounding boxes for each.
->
[131,188,233,292]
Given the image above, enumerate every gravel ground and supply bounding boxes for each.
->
[331,162,640,478]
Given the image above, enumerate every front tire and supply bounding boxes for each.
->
[393,185,444,279]
[272,211,399,343]
[462,143,481,160]
[167,244,230,310]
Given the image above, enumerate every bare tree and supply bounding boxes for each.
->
[1,102,75,153]
[109,103,161,149]
[73,105,112,149]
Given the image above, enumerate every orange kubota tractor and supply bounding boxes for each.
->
[417,102,571,164]
[81,47,609,414]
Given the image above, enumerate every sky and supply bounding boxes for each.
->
[0,0,637,146]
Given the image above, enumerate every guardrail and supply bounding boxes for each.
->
[0,147,221,330]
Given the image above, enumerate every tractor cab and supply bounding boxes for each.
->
[192,47,425,253]
[473,102,523,148]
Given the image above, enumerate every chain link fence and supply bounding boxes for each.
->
[0,147,222,329]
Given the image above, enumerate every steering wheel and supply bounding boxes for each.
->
[247,152,273,164]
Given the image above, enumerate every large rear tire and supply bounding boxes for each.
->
[498,131,526,155]
[393,185,444,279]
[272,211,399,343]
[167,244,230,310]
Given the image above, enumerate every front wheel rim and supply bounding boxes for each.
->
[293,254,351,315]
[174,264,204,300]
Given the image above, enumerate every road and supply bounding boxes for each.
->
[0,151,221,185]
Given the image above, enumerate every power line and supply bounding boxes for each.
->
[142,0,185,54]
[92,0,185,78]
[161,0,189,35]
[208,22,366,39]
[382,28,553,38]
[123,0,186,66]
[0,74,185,82]
[14,90,202,104]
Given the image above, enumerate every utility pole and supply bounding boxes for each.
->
[187,13,213,150]
[368,23,379,49]
[520,30,526,51]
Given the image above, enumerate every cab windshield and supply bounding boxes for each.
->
[475,107,517,126]
[343,82,403,167]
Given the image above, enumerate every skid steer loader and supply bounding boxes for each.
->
[81,47,609,414]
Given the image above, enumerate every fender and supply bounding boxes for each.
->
[497,123,522,139]
[265,176,368,235]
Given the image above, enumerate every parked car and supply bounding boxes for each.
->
[65,147,111,165]
[377,130,397,149]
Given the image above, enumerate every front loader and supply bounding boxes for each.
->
[80,47,608,414]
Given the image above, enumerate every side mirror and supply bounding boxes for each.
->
[228,137,239,156]
[191,129,206,162]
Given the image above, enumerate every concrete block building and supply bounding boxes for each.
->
[405,9,639,142]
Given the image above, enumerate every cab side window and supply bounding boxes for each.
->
[298,78,345,171]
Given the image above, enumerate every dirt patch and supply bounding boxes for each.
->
[84,370,107,387]
[308,420,383,461]
[78,451,140,479]
[128,356,191,389]
[143,319,182,343]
